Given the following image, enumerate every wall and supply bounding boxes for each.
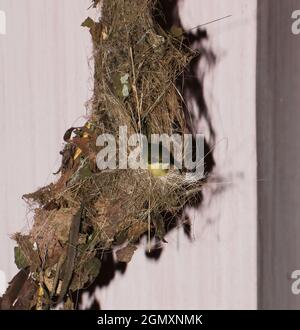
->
[0,0,92,283]
[257,0,300,309]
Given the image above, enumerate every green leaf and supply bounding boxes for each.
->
[81,17,95,29]
[70,258,101,291]
[79,164,93,179]
[14,246,30,269]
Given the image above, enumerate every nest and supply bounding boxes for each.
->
[2,0,212,310]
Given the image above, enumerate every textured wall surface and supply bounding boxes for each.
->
[0,0,257,308]
[257,0,300,309]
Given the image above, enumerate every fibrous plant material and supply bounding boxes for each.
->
[0,0,212,310]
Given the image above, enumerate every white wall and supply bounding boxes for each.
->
[0,0,93,282]
[0,0,257,309]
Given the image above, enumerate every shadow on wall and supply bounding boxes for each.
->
[78,0,216,310]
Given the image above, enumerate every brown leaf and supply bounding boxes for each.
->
[30,207,78,267]
[0,268,37,310]
[64,297,74,310]
[170,25,184,38]
[127,221,148,241]
[116,244,137,263]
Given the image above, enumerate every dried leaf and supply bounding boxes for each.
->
[29,208,78,267]
[116,244,137,263]
[0,268,36,310]
[127,221,148,241]
[70,258,101,291]
[114,229,128,245]
[170,25,184,38]
[64,297,74,310]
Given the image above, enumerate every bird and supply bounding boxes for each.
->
[144,142,181,177]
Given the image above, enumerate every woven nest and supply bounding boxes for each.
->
[2,0,213,310]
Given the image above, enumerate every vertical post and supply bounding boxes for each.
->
[257,0,300,309]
